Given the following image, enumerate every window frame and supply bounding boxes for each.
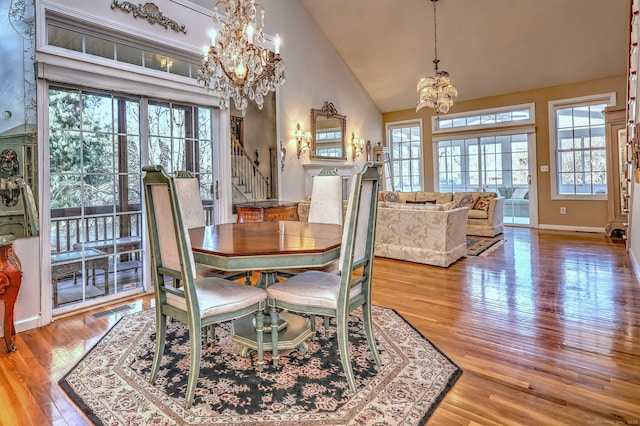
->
[386,119,424,192]
[548,93,616,201]
[432,103,535,134]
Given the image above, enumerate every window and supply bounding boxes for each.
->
[433,103,536,225]
[387,121,423,192]
[48,86,218,311]
[433,103,535,133]
[549,94,615,199]
[46,18,200,79]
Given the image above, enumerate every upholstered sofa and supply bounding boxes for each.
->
[298,199,469,267]
[378,191,505,237]
[374,202,469,267]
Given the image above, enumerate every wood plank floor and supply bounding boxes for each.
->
[1,227,639,425]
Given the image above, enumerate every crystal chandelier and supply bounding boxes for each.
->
[416,0,457,114]
[198,0,286,116]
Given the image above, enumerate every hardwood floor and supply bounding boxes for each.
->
[1,227,639,425]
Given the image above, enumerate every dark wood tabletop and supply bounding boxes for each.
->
[189,221,342,271]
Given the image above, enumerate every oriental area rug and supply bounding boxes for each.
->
[60,306,461,425]
[466,235,506,257]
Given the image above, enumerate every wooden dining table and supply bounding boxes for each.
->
[188,220,343,356]
[189,220,342,288]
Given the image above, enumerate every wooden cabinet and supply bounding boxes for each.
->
[236,201,299,223]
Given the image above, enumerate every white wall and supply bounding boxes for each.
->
[262,1,383,200]
[1,0,382,337]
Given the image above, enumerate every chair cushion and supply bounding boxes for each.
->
[468,209,489,219]
[166,277,266,318]
[267,270,362,309]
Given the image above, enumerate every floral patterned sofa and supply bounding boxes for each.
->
[298,197,469,267]
[374,201,469,267]
[377,191,505,237]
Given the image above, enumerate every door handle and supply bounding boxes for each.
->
[528,174,532,184]
[215,181,219,200]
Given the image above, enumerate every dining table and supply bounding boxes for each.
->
[188,220,343,356]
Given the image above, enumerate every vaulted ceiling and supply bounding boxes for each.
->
[299,0,630,113]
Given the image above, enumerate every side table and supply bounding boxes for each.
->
[0,235,22,353]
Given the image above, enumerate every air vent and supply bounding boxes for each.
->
[90,304,133,319]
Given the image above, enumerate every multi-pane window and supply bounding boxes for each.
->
[388,122,422,192]
[148,101,215,220]
[436,135,527,192]
[433,104,536,225]
[49,86,217,311]
[47,21,199,79]
[549,94,614,197]
[49,87,144,310]
[434,104,533,132]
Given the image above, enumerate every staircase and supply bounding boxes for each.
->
[231,135,270,204]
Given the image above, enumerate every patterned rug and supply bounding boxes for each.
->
[466,235,506,257]
[60,306,461,425]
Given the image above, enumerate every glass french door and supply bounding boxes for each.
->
[49,87,144,312]
[436,132,536,226]
[48,87,218,313]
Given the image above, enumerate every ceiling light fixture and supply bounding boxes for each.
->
[416,0,457,114]
[198,0,286,116]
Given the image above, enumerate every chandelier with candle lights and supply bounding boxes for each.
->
[198,0,286,116]
[416,0,457,114]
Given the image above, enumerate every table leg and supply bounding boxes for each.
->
[255,270,280,289]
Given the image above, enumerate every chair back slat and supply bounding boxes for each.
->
[150,185,186,274]
[339,162,380,276]
[309,168,344,225]
[143,166,197,302]
[175,171,207,229]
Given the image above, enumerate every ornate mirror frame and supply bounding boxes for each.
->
[310,101,347,160]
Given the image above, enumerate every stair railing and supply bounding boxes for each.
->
[231,135,270,200]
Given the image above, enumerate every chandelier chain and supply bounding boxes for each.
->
[416,0,457,114]
[433,0,439,71]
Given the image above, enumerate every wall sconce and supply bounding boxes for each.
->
[296,123,311,159]
[351,132,365,161]
[280,140,286,171]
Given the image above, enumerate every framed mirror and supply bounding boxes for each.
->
[310,102,347,160]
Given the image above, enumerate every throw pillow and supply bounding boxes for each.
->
[457,194,479,208]
[512,188,528,199]
[473,194,494,211]
[382,191,400,202]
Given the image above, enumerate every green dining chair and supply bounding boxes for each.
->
[266,162,383,393]
[174,170,252,285]
[142,165,267,410]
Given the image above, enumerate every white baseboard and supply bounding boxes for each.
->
[628,248,640,283]
[537,224,605,234]
[0,314,43,338]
